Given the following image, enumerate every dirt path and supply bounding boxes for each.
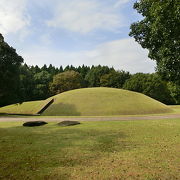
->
[0,114,180,122]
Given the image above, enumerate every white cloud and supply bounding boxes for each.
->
[21,38,156,73]
[114,0,130,8]
[46,0,127,34]
[91,38,156,73]
[0,0,30,35]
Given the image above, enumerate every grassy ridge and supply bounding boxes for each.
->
[0,98,53,115]
[0,119,179,179]
[42,88,172,116]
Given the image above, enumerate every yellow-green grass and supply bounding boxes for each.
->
[0,98,53,115]
[169,105,180,113]
[42,87,172,116]
[0,119,180,179]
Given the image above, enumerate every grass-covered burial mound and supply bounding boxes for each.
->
[42,87,172,116]
[0,88,172,116]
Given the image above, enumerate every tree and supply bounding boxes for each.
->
[59,66,64,73]
[41,64,48,72]
[30,65,41,74]
[0,34,24,106]
[129,0,180,84]
[33,71,51,99]
[19,64,35,101]
[85,65,115,87]
[123,73,174,104]
[49,70,83,95]
[47,64,56,76]
[77,65,90,78]
[100,70,131,88]
[167,82,180,105]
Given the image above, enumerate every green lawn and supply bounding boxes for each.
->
[0,119,180,180]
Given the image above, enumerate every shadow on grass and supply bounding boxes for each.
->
[0,113,10,117]
[0,113,40,117]
[0,124,135,179]
[42,103,81,116]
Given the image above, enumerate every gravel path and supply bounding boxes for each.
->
[0,114,180,122]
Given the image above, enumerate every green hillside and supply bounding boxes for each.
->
[42,87,172,116]
[0,98,53,115]
[0,88,173,116]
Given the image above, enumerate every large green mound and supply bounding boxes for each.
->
[42,87,172,116]
[0,88,173,116]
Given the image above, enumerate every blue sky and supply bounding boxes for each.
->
[0,0,156,73]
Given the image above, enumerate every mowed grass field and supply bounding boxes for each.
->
[0,119,180,180]
[0,88,172,116]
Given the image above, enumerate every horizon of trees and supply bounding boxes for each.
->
[2,62,177,107]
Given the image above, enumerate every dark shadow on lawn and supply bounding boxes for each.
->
[42,103,81,116]
[0,113,7,117]
[0,113,40,117]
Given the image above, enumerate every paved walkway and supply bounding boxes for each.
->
[0,114,180,122]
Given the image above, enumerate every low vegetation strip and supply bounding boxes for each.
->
[0,119,179,179]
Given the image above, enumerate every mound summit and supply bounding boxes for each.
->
[0,88,172,116]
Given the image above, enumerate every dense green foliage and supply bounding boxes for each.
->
[85,65,114,87]
[100,71,131,88]
[16,64,92,102]
[49,71,83,95]
[129,0,180,84]
[123,73,174,104]
[0,34,23,106]
[167,82,180,104]
[33,71,51,99]
[0,119,180,179]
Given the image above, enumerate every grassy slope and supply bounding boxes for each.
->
[42,87,172,116]
[0,119,179,179]
[0,98,53,115]
[169,105,180,113]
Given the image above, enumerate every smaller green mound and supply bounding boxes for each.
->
[0,98,53,115]
[42,87,172,116]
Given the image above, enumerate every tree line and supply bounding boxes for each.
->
[19,64,180,105]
